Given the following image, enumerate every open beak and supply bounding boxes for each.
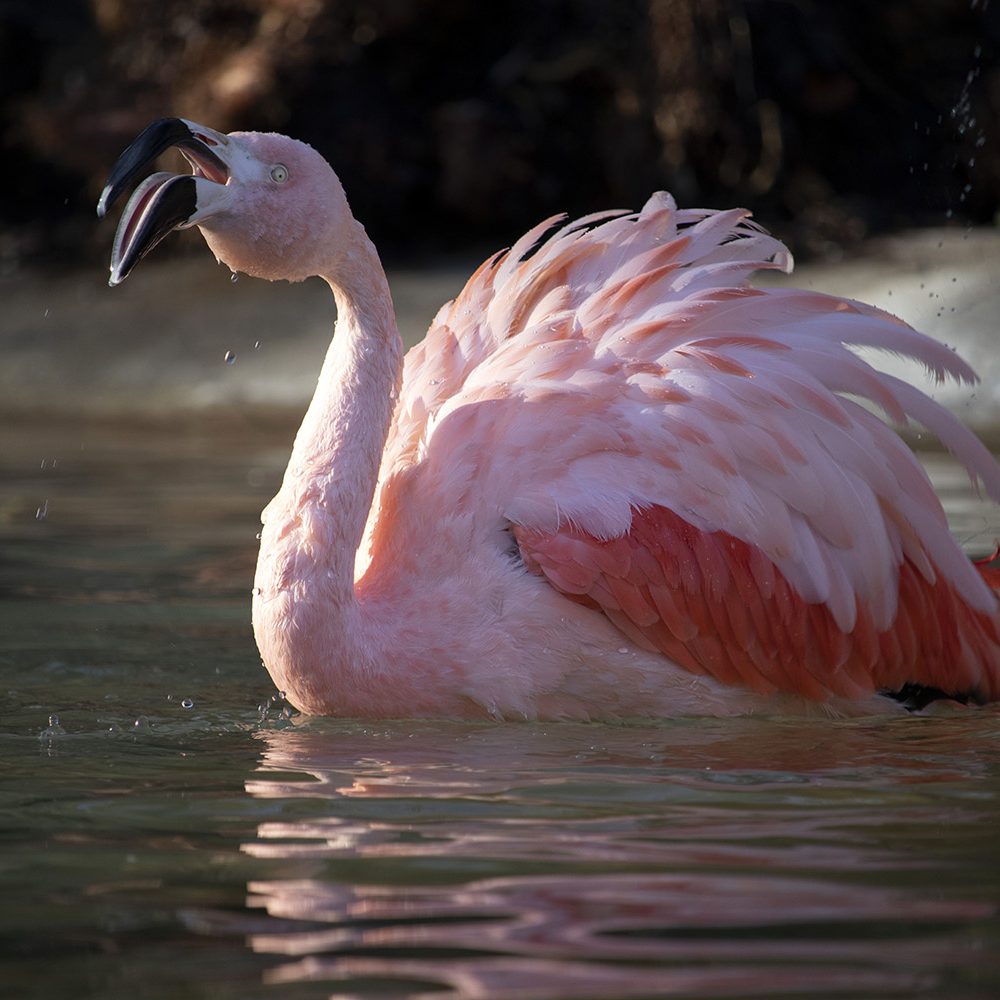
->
[97,118,232,286]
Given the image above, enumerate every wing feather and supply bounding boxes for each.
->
[515,507,1000,703]
[363,189,1000,700]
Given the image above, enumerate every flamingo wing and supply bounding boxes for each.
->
[514,506,1000,704]
[374,193,1000,702]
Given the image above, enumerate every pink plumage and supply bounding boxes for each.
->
[100,121,1000,718]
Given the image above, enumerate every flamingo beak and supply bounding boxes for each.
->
[98,118,232,286]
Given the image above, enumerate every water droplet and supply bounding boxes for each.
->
[181,698,194,710]
[253,340,261,349]
[230,272,239,283]
[35,500,48,521]
[40,714,66,741]
[255,531,262,541]
[43,308,49,318]
[106,723,122,736]
[278,691,287,701]
[252,587,262,596]
[224,350,236,364]
[617,647,629,654]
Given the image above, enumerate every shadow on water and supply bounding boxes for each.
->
[1,418,999,998]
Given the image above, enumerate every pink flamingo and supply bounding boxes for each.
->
[99,118,1000,719]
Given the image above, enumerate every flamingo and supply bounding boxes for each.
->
[98,118,1000,719]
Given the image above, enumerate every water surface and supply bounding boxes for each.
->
[1,417,999,999]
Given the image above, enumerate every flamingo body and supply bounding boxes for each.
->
[99,121,1000,718]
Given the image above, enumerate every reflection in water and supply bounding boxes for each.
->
[238,718,999,998]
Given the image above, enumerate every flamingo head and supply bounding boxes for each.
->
[98,118,350,285]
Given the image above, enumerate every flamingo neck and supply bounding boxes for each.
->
[298,219,402,584]
[253,218,402,707]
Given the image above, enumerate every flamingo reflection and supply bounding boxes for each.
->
[234,719,995,997]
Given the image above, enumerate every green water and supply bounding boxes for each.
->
[1,417,999,999]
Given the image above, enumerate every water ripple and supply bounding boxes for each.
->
[226,718,1000,998]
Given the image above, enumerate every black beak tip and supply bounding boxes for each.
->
[107,173,199,289]
[97,118,194,219]
[99,118,225,283]
[96,186,112,219]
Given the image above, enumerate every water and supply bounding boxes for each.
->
[1,417,999,999]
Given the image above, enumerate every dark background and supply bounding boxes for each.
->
[2,0,998,272]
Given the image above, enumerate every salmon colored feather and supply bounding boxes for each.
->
[515,507,1000,704]
[100,121,1000,718]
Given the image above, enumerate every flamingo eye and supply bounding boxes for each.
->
[269,164,289,183]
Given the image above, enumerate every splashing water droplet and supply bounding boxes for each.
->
[253,340,261,349]
[230,272,239,283]
[224,350,236,364]
[181,698,194,710]
[258,689,299,725]
[40,714,66,741]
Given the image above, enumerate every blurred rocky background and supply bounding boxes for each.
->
[2,0,998,274]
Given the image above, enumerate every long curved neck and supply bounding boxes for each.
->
[253,218,402,709]
[289,219,402,590]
